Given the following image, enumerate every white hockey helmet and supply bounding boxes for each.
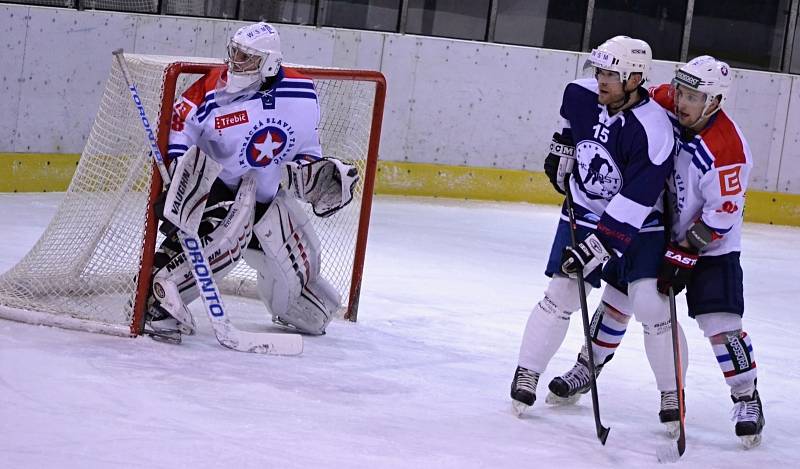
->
[672,55,732,117]
[225,22,283,93]
[585,35,652,83]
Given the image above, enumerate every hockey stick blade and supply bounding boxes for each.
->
[656,439,685,464]
[214,322,303,355]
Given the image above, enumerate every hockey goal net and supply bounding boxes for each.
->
[0,54,385,336]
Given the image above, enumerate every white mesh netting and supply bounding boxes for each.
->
[0,54,380,336]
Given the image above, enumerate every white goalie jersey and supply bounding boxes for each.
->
[167,66,323,203]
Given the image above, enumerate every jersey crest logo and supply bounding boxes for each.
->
[719,166,742,196]
[245,126,287,167]
[174,102,192,120]
[575,140,622,200]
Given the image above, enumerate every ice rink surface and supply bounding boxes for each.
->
[0,193,798,468]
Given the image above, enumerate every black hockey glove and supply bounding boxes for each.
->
[560,233,611,278]
[544,132,576,195]
[657,243,699,295]
[152,188,179,238]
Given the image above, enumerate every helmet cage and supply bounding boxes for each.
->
[226,42,266,76]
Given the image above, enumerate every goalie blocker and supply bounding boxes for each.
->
[149,147,357,336]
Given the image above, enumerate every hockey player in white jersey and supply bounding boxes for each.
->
[145,22,358,340]
[511,36,686,420]
[548,56,764,448]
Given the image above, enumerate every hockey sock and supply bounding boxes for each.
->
[587,302,630,366]
[643,318,688,391]
[710,331,757,396]
[518,296,571,372]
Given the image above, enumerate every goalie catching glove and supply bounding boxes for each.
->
[282,157,359,217]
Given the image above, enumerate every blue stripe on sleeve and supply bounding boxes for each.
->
[274,91,318,100]
[276,81,315,90]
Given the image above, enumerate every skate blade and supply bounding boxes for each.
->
[545,391,582,406]
[511,400,530,417]
[145,329,182,345]
[663,421,680,440]
[739,434,762,449]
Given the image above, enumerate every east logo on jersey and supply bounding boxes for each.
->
[245,126,287,167]
[575,140,622,200]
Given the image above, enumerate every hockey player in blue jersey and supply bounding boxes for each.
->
[510,36,687,425]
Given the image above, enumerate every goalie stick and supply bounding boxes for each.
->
[563,180,610,445]
[113,49,302,355]
[655,289,687,463]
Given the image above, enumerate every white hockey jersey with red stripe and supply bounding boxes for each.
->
[651,84,753,256]
[167,66,322,203]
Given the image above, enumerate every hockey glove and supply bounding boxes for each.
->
[657,243,699,295]
[560,233,611,278]
[544,132,576,195]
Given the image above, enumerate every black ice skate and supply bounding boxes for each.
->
[143,303,193,344]
[546,353,602,405]
[511,365,540,416]
[659,390,685,439]
[731,389,764,449]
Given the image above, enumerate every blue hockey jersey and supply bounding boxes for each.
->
[559,78,675,254]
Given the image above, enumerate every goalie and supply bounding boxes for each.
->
[145,22,359,340]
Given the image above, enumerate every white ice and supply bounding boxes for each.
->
[0,193,798,468]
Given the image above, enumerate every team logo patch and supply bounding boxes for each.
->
[716,201,739,214]
[575,140,622,200]
[719,166,742,196]
[153,281,165,299]
[174,102,192,120]
[245,126,287,167]
[215,110,249,130]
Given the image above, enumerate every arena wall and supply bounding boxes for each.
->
[2,5,799,225]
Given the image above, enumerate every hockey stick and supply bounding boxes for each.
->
[113,49,302,355]
[563,181,610,445]
[656,289,687,463]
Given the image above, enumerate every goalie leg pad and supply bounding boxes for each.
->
[283,157,359,218]
[163,146,224,234]
[152,173,257,309]
[245,190,341,334]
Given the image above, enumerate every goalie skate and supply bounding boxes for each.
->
[731,389,764,449]
[143,315,182,345]
[510,365,539,416]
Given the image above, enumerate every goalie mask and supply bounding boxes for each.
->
[225,22,283,93]
[584,35,652,84]
[670,55,732,119]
